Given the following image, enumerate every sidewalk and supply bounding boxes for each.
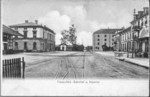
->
[123,58,149,68]
[115,56,149,68]
[96,51,149,68]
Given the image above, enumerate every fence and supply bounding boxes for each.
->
[3,57,25,78]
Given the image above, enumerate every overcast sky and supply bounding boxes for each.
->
[2,0,149,46]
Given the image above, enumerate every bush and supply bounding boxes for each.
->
[4,49,23,54]
[143,52,148,58]
[72,44,84,51]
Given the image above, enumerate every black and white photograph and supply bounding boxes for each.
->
[1,0,149,96]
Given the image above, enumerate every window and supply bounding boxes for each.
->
[97,35,99,37]
[105,35,107,37]
[33,42,37,50]
[97,39,100,41]
[97,43,99,45]
[4,43,7,50]
[104,39,107,41]
[50,34,52,40]
[23,28,27,38]
[112,39,114,41]
[33,31,37,38]
[24,42,27,50]
[15,42,18,50]
[24,31,27,38]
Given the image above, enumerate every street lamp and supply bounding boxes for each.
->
[131,26,135,58]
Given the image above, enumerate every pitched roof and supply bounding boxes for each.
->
[9,22,55,34]
[118,26,131,34]
[93,29,122,34]
[3,25,23,36]
[9,22,41,27]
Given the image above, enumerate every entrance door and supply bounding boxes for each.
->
[62,46,64,51]
[4,43,7,50]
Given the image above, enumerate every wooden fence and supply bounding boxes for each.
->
[3,57,25,78]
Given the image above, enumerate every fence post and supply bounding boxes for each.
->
[22,57,25,78]
[5,60,8,77]
[3,60,5,77]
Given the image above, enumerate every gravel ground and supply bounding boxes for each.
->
[23,51,149,79]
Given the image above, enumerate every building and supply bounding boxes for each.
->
[93,29,121,51]
[55,43,73,51]
[60,43,73,51]
[113,30,122,51]
[130,7,149,57]
[9,20,55,52]
[3,25,23,54]
[120,27,133,52]
[113,27,133,52]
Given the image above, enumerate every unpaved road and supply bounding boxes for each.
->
[25,52,149,79]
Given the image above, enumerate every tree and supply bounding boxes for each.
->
[68,24,77,45]
[102,43,108,51]
[61,24,77,45]
[60,30,69,44]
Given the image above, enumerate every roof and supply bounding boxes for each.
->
[131,12,149,24]
[131,8,149,24]
[119,26,131,34]
[93,29,122,34]
[9,22,55,34]
[59,43,73,47]
[3,25,23,36]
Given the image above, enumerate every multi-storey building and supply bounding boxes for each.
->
[93,29,121,51]
[130,7,149,57]
[119,27,132,52]
[113,30,122,51]
[3,25,23,54]
[10,20,55,52]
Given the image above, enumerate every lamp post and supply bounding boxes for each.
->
[131,26,134,58]
[127,33,129,58]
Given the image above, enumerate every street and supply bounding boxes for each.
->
[24,51,149,79]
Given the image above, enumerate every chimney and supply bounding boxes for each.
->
[133,9,136,20]
[35,20,38,24]
[25,20,28,23]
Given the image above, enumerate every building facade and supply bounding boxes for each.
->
[93,29,121,51]
[113,7,149,58]
[3,25,23,54]
[113,30,122,51]
[130,7,149,57]
[10,20,55,52]
[119,27,133,52]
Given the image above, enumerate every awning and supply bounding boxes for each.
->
[139,27,149,38]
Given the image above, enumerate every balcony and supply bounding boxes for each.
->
[133,26,142,31]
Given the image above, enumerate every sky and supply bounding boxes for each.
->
[2,0,149,46]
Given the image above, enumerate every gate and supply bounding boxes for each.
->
[3,57,25,78]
